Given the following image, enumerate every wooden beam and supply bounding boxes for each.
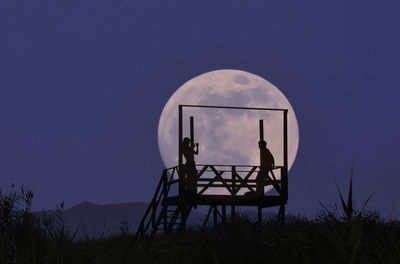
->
[233,166,258,193]
[232,166,237,195]
[278,204,285,225]
[283,110,288,202]
[201,206,213,230]
[190,116,194,147]
[213,205,218,228]
[178,105,183,197]
[198,169,225,195]
[210,166,234,195]
[181,104,287,112]
[196,165,209,179]
[231,205,236,222]
[259,119,264,141]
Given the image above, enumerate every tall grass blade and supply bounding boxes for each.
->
[347,166,354,220]
[358,192,374,218]
[334,178,349,220]
[312,194,339,223]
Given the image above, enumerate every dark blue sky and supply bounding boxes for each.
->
[1,0,399,217]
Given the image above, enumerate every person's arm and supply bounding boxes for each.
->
[194,143,199,155]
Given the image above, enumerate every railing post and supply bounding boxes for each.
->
[178,105,184,197]
[283,110,288,202]
[190,116,194,148]
[259,119,264,141]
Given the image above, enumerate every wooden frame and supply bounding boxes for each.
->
[136,104,289,243]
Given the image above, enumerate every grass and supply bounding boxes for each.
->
[1,170,400,264]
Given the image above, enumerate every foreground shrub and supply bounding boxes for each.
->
[0,180,399,263]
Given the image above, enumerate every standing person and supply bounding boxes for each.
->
[256,140,275,197]
[182,137,199,195]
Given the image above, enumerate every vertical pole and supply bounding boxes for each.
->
[181,208,187,233]
[258,206,262,224]
[179,105,183,168]
[178,105,184,197]
[231,206,236,222]
[278,204,286,225]
[213,205,218,229]
[283,110,288,202]
[178,105,186,232]
[258,120,264,197]
[190,116,194,147]
[259,120,264,141]
[278,110,288,227]
[189,115,197,208]
[222,205,226,224]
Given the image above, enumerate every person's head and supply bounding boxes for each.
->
[258,140,267,149]
[182,137,190,148]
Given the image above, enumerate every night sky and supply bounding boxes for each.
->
[1,0,399,217]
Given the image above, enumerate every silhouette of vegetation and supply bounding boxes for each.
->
[1,175,400,264]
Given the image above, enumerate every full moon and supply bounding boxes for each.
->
[158,70,299,186]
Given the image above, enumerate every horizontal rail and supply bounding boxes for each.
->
[196,164,284,168]
[180,104,288,112]
[197,178,281,183]
[168,179,179,185]
[164,166,180,171]
[165,164,283,170]
[196,183,279,188]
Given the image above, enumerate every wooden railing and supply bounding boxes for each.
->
[193,164,285,196]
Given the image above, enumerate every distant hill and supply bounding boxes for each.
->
[34,201,148,239]
[34,201,205,239]
[34,202,287,240]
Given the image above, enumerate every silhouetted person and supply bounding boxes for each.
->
[182,137,199,195]
[256,140,275,197]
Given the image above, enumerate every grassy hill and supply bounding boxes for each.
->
[1,185,400,263]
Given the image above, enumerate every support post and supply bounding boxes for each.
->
[180,207,187,233]
[278,204,285,225]
[178,105,187,232]
[283,110,288,202]
[258,206,262,224]
[178,105,184,196]
[258,120,265,197]
[231,205,236,222]
[213,205,218,229]
[190,116,194,147]
[222,205,226,224]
